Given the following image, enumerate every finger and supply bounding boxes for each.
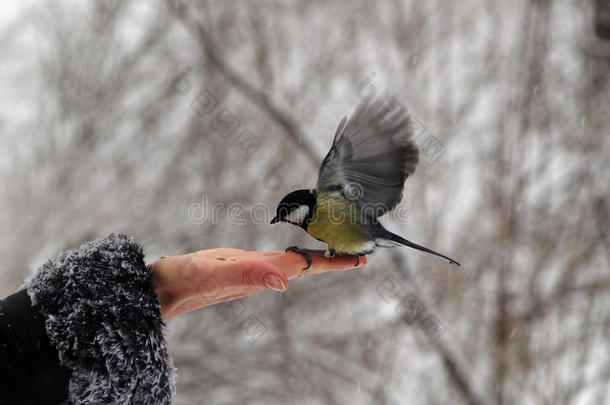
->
[263,251,367,278]
[192,248,248,258]
[215,260,288,292]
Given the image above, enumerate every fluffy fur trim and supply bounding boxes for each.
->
[25,234,174,404]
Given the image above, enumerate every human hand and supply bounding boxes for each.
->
[150,249,367,320]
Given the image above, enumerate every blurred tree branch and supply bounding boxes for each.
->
[519,277,610,323]
[390,253,484,405]
[595,0,610,39]
[167,0,322,168]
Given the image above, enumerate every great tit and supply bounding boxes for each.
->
[271,95,460,269]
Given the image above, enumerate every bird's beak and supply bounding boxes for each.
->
[270,216,279,224]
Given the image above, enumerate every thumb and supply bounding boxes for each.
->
[221,260,288,292]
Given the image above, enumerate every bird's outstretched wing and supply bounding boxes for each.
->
[317,95,419,218]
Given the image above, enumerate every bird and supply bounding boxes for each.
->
[270,94,460,270]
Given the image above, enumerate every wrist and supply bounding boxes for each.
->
[149,259,180,320]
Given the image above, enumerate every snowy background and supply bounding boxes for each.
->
[1,1,609,404]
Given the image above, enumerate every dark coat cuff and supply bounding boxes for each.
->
[24,234,175,404]
[0,289,70,404]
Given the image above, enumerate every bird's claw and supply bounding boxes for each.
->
[285,246,312,271]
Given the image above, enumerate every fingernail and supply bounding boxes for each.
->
[264,274,286,291]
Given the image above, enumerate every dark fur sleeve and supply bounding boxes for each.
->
[24,234,175,404]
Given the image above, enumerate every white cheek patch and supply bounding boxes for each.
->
[286,205,309,224]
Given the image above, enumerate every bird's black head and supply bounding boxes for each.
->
[271,189,316,230]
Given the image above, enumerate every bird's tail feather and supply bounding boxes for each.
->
[376,230,460,266]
